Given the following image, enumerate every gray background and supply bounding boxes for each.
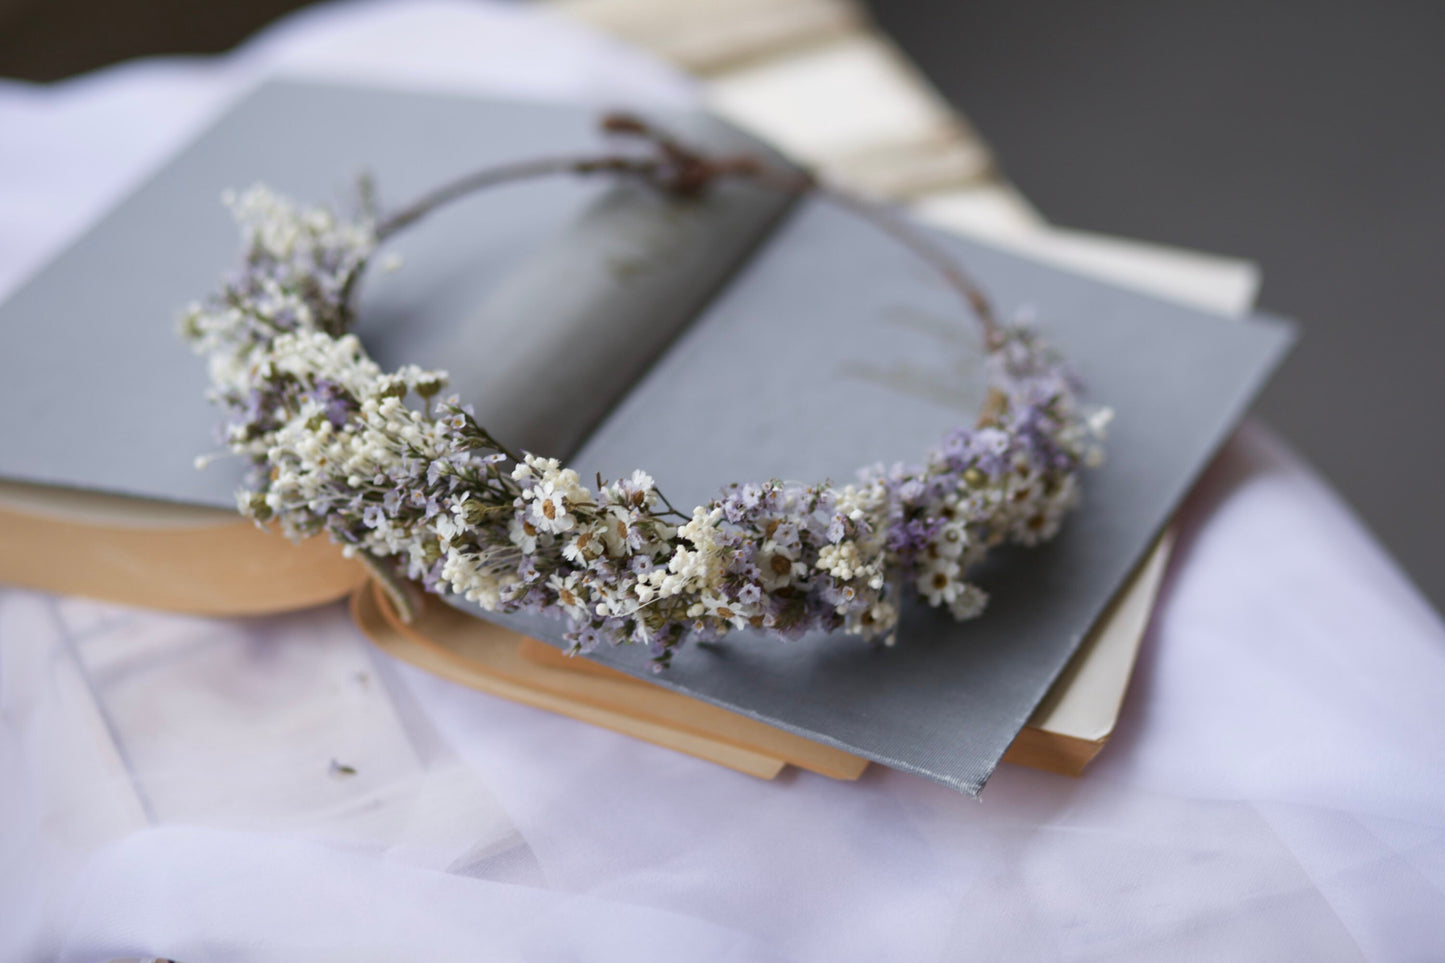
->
[869,0,1445,614]
[1,0,1441,615]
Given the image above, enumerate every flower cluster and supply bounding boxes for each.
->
[183,186,1108,668]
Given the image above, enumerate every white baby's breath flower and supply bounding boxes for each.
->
[916,557,962,608]
[817,541,869,581]
[948,584,988,620]
[561,526,604,564]
[758,544,806,591]
[508,514,539,554]
[528,481,575,534]
[547,572,590,618]
[933,521,969,559]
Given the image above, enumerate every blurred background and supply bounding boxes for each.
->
[2,0,1441,613]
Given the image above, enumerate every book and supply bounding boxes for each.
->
[0,80,1292,794]
[0,480,362,615]
[350,531,1172,781]
[547,0,1261,782]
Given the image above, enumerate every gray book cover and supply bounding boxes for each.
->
[0,81,791,504]
[0,81,1293,795]
[517,196,1293,794]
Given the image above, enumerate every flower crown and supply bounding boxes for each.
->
[182,115,1109,669]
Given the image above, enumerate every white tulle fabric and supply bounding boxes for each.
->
[2,3,1443,960]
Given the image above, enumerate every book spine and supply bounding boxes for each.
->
[435,111,801,462]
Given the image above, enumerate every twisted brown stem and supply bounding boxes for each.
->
[374,113,1001,346]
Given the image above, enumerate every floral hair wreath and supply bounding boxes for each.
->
[182,114,1110,669]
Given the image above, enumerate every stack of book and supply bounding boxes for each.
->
[0,0,1290,795]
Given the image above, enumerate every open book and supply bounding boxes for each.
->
[0,81,1291,794]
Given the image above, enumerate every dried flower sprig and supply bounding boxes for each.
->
[181,115,1109,669]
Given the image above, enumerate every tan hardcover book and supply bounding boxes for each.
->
[0,481,364,615]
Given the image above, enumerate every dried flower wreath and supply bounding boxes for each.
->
[182,114,1109,668]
